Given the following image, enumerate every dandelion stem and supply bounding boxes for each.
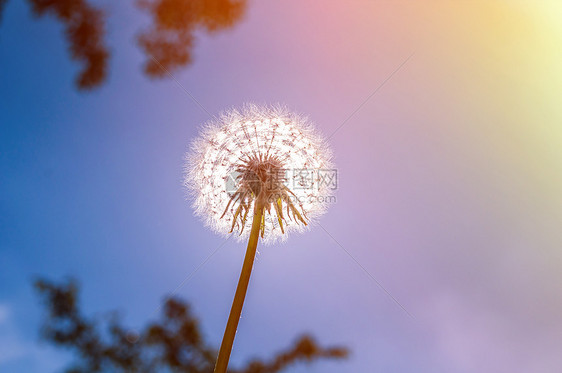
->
[214,201,264,373]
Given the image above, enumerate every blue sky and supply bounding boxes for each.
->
[2,1,562,372]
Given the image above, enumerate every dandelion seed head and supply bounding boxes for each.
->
[185,104,334,244]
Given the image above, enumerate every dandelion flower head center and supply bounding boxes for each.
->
[236,154,285,200]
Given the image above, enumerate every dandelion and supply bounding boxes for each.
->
[185,103,334,373]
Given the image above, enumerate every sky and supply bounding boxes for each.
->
[1,0,562,372]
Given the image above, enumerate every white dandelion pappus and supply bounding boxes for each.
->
[186,104,334,244]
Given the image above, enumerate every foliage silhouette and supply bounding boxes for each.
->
[35,278,348,373]
[0,0,8,21]
[1,0,247,90]
[27,0,109,89]
[136,0,247,77]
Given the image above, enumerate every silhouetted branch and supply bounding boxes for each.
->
[0,0,8,21]
[27,0,109,89]
[136,0,246,77]
[34,278,348,373]
[233,335,349,373]
[1,0,246,89]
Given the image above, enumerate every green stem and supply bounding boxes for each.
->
[214,202,263,373]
